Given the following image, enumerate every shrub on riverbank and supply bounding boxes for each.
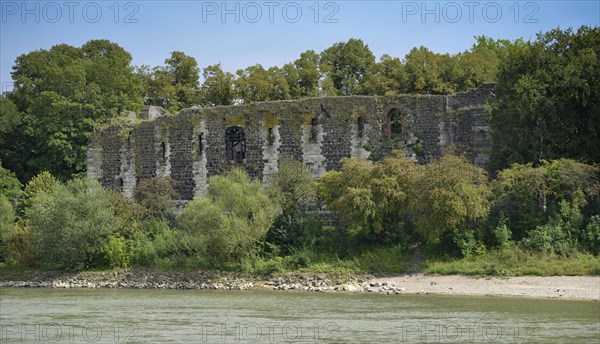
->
[0,157,598,275]
[178,168,280,263]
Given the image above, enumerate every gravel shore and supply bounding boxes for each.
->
[1,270,598,300]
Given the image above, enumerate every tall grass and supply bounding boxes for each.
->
[425,246,600,276]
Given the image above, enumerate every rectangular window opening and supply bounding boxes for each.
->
[310,118,318,141]
[357,117,365,138]
[267,128,274,145]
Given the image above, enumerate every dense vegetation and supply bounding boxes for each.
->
[0,26,598,275]
[0,156,598,275]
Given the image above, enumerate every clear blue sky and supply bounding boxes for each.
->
[1,0,599,92]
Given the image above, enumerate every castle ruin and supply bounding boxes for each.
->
[87,84,494,199]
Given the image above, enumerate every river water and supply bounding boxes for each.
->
[0,288,598,343]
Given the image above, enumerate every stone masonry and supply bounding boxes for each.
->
[87,84,495,200]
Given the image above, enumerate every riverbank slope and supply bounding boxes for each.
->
[1,269,598,300]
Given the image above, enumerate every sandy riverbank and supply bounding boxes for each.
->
[1,270,598,300]
[368,274,600,300]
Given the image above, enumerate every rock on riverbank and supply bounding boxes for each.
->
[1,270,598,300]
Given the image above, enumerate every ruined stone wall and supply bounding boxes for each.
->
[87,84,494,199]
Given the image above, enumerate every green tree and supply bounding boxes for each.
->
[455,35,513,90]
[200,63,235,106]
[489,26,600,170]
[137,65,178,111]
[0,162,22,202]
[138,51,200,111]
[234,64,289,103]
[409,155,491,247]
[295,50,321,97]
[235,64,268,103]
[80,40,144,113]
[363,54,407,95]
[18,171,58,215]
[178,168,280,262]
[133,176,179,220]
[319,152,417,242]
[0,98,25,177]
[491,162,548,240]
[0,195,16,261]
[267,66,291,100]
[165,51,201,108]
[282,63,301,99]
[6,40,142,181]
[491,159,600,240]
[26,178,121,270]
[404,46,457,94]
[320,38,376,95]
[266,161,319,253]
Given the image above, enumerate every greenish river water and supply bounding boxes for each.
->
[0,288,598,343]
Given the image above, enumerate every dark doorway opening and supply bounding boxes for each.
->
[388,108,402,138]
[226,126,246,163]
[357,116,365,138]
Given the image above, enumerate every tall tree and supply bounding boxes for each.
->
[295,50,320,97]
[319,152,418,242]
[138,51,201,111]
[235,64,270,103]
[320,39,376,95]
[456,36,513,89]
[137,65,178,111]
[362,54,407,96]
[489,26,600,171]
[200,63,235,106]
[404,46,457,94]
[164,51,201,108]
[6,40,142,182]
[234,64,290,103]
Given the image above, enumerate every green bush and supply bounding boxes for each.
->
[410,155,491,244]
[133,176,179,219]
[0,195,16,261]
[18,171,58,215]
[241,256,286,275]
[102,234,131,269]
[26,178,121,270]
[451,228,477,258]
[267,208,322,255]
[492,218,512,249]
[0,163,22,202]
[265,161,320,254]
[492,160,599,240]
[319,151,418,242]
[583,216,600,255]
[128,231,157,266]
[178,168,280,263]
[521,201,583,255]
[125,219,180,267]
